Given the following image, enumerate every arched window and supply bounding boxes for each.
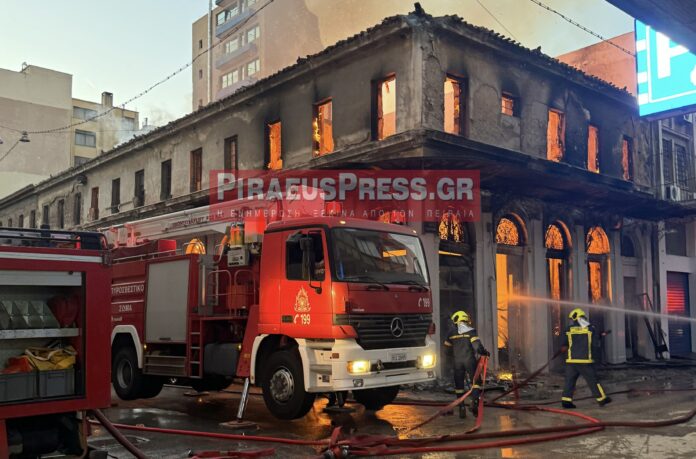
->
[545,224,565,251]
[587,227,610,254]
[621,235,636,257]
[439,210,463,243]
[496,215,525,246]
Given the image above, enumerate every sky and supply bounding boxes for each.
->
[0,1,633,127]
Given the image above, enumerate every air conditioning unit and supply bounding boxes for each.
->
[666,185,682,201]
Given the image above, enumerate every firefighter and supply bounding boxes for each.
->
[444,310,489,418]
[561,308,612,408]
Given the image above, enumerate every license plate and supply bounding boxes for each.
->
[390,352,407,362]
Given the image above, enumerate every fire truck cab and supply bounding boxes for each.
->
[108,200,437,419]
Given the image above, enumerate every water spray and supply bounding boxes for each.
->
[511,295,696,324]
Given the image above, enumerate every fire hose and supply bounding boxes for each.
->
[89,351,696,458]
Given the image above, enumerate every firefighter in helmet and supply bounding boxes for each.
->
[561,308,612,408]
[444,310,489,418]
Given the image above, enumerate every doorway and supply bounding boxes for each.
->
[667,272,692,356]
[623,276,640,360]
[545,222,570,372]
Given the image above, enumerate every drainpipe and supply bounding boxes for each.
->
[208,0,213,104]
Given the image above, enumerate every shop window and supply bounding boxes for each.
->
[267,121,282,170]
[547,109,565,162]
[587,125,600,173]
[444,77,462,135]
[313,100,334,157]
[375,75,396,140]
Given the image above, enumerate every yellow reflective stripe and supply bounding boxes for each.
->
[596,384,606,401]
[470,336,480,343]
[562,397,573,402]
[455,389,465,394]
[472,384,482,389]
[444,341,453,347]
[566,358,594,364]
[588,330,593,361]
[567,332,573,361]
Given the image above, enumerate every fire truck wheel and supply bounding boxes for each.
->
[261,350,316,420]
[112,346,147,400]
[353,385,400,410]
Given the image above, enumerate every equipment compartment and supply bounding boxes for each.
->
[38,368,75,398]
[0,372,37,403]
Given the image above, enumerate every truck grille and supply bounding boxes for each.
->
[334,313,431,350]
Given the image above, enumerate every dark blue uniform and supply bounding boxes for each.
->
[561,321,609,406]
[444,321,486,401]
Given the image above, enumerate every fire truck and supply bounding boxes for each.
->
[0,228,111,457]
[106,194,437,419]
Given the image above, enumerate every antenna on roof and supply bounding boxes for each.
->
[413,2,425,16]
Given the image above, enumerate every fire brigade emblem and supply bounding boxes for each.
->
[294,286,310,313]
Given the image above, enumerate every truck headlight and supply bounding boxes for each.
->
[418,354,436,369]
[347,360,370,374]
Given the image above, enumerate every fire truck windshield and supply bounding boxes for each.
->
[331,228,429,285]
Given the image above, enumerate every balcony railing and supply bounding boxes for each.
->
[216,9,253,38]
[215,42,258,69]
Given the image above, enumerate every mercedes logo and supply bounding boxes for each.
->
[390,317,404,338]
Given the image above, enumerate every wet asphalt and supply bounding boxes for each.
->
[90,367,696,458]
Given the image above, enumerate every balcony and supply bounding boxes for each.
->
[216,77,258,100]
[215,42,258,69]
[216,9,253,38]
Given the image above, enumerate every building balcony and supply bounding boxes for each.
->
[216,9,253,38]
[215,42,258,69]
[216,77,258,100]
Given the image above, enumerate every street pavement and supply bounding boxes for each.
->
[90,366,696,458]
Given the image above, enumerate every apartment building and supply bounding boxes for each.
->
[3,10,693,374]
[0,64,139,197]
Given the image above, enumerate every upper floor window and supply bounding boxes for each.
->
[57,200,65,229]
[501,93,517,117]
[73,193,81,226]
[587,125,600,173]
[73,106,97,120]
[190,149,203,192]
[547,109,565,162]
[75,130,96,147]
[18,214,24,228]
[134,169,145,207]
[161,159,172,200]
[224,136,238,171]
[216,11,228,25]
[313,100,334,157]
[122,117,136,131]
[222,69,240,88]
[376,75,396,140]
[198,69,203,80]
[267,121,282,170]
[247,25,260,44]
[622,136,634,181]
[198,39,203,49]
[90,187,99,220]
[42,205,49,226]
[29,210,36,229]
[246,59,260,77]
[111,178,121,213]
[225,37,239,54]
[444,76,463,135]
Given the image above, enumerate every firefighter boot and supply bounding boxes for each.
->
[598,396,613,407]
[470,398,479,417]
[458,404,467,419]
[562,400,577,409]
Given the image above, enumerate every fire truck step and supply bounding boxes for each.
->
[144,355,187,377]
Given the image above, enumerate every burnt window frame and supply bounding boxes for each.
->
[29,210,36,229]
[444,75,466,135]
[312,98,334,157]
[42,204,49,227]
[57,199,65,229]
[161,159,172,200]
[265,120,282,170]
[587,124,600,173]
[17,214,24,228]
[622,136,634,181]
[501,92,519,117]
[190,148,203,192]
[90,187,99,220]
[372,74,397,141]
[547,108,566,162]
[224,135,239,172]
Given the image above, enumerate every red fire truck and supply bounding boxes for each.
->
[0,228,111,457]
[107,195,436,419]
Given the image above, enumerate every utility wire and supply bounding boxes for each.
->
[1,0,276,136]
[475,0,518,41]
[527,0,635,57]
[0,139,22,164]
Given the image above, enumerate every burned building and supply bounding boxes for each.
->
[0,9,691,374]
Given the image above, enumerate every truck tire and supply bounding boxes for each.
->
[261,350,315,420]
[353,385,400,410]
[112,347,147,400]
